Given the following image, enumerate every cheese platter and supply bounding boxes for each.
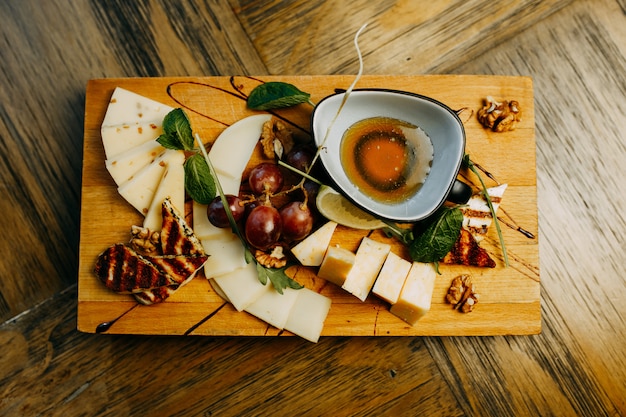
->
[78,75,540,340]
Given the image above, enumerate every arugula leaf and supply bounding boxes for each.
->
[256,262,303,294]
[157,108,195,150]
[409,206,463,264]
[247,82,311,110]
[183,153,215,204]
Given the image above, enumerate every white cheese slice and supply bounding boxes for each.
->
[211,263,270,311]
[244,285,300,330]
[389,262,436,326]
[372,251,412,305]
[208,114,271,180]
[461,183,508,242]
[284,288,332,343]
[342,237,391,301]
[142,151,185,231]
[201,235,248,278]
[101,87,173,159]
[117,150,179,215]
[105,140,165,186]
[291,221,338,266]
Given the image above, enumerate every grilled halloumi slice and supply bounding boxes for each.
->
[460,184,507,242]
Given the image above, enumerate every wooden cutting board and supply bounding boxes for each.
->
[78,75,540,337]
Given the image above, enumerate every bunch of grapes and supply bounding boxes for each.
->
[207,148,319,251]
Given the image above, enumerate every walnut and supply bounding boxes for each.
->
[477,96,521,132]
[260,117,294,159]
[254,245,287,268]
[129,225,161,255]
[446,274,479,313]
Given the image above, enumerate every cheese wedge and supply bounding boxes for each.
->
[105,140,165,185]
[143,153,185,231]
[244,285,300,330]
[117,150,180,215]
[317,245,355,286]
[208,114,271,180]
[461,183,507,242]
[372,251,412,305]
[101,87,173,158]
[201,235,248,278]
[342,237,391,301]
[211,263,271,311]
[291,221,337,266]
[284,288,332,343]
[390,262,436,326]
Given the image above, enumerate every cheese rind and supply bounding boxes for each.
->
[291,221,338,266]
[342,237,391,301]
[372,251,412,304]
[284,288,332,343]
[317,245,355,287]
[389,262,436,326]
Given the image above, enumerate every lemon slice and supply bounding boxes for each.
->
[315,185,387,230]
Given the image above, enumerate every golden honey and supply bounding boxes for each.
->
[340,117,433,203]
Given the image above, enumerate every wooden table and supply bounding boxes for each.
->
[1,1,624,415]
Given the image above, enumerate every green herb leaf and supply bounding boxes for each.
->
[409,206,463,264]
[183,153,215,204]
[247,82,311,110]
[157,108,195,150]
[256,262,303,295]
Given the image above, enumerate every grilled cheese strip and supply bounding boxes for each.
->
[461,184,507,242]
[441,228,496,268]
[143,254,208,284]
[160,197,205,256]
[95,244,177,293]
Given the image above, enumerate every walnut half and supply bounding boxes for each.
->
[260,117,295,159]
[446,274,479,313]
[254,245,287,269]
[129,225,161,255]
[477,96,521,132]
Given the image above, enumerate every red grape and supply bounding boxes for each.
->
[279,201,314,241]
[286,147,314,172]
[245,205,282,249]
[248,163,284,196]
[207,194,245,228]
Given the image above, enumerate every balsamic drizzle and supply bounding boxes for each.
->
[96,304,139,333]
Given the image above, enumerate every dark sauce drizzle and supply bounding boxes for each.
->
[96,303,139,333]
[183,302,228,335]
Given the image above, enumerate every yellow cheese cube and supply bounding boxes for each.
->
[342,237,391,301]
[372,252,412,304]
[317,245,355,287]
[389,262,436,326]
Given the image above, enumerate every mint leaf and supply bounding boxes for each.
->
[158,108,194,150]
[256,262,303,294]
[247,82,311,110]
[409,206,463,264]
[184,153,215,204]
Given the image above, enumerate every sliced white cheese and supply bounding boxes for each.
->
[201,235,248,278]
[101,87,173,159]
[389,262,436,326]
[211,262,271,311]
[143,151,185,231]
[117,150,179,215]
[105,140,165,185]
[244,285,300,330]
[372,251,412,305]
[461,183,508,242]
[291,221,338,266]
[284,288,332,343]
[342,237,391,301]
[208,114,271,180]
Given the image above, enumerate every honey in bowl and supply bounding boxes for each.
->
[340,116,434,204]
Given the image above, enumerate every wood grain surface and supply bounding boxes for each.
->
[1,0,624,416]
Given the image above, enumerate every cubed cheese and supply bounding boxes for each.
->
[117,150,179,215]
[105,140,165,185]
[291,221,338,266]
[342,237,391,301]
[201,235,247,278]
[209,114,271,180]
[389,262,436,326]
[372,252,412,304]
[244,285,300,330]
[211,263,271,311]
[317,245,355,287]
[143,151,185,231]
[284,288,332,343]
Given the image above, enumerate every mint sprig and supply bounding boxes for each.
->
[247,82,313,110]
